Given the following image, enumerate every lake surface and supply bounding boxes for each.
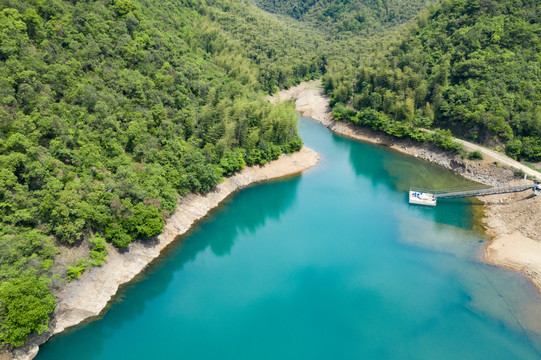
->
[38,117,541,359]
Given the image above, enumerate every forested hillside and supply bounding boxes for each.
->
[325,0,541,161]
[2,0,541,352]
[0,0,320,348]
[252,0,434,37]
[200,0,328,92]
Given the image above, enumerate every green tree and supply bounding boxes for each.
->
[0,272,56,347]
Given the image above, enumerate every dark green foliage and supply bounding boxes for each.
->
[220,150,246,176]
[326,0,541,161]
[333,104,463,153]
[506,137,541,161]
[0,0,304,250]
[126,204,164,240]
[467,150,483,160]
[3,0,538,350]
[283,136,303,154]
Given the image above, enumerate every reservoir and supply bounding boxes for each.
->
[37,117,541,359]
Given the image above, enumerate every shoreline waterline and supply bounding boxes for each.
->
[273,80,541,296]
[7,80,540,359]
[35,115,541,359]
[4,147,320,360]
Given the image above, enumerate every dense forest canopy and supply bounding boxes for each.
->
[252,0,435,37]
[0,0,315,347]
[198,0,329,92]
[1,0,540,351]
[324,0,541,161]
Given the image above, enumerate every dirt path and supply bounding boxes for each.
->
[454,138,541,180]
[273,80,541,298]
[274,80,541,181]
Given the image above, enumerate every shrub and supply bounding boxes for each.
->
[514,168,526,178]
[67,260,87,281]
[0,272,56,347]
[332,103,356,122]
[105,223,134,248]
[88,236,108,266]
[283,136,303,153]
[220,149,246,176]
[467,150,483,160]
[431,129,463,152]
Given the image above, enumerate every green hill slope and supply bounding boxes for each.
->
[0,0,316,347]
[3,0,541,351]
[325,0,541,161]
[251,0,434,37]
[196,0,328,92]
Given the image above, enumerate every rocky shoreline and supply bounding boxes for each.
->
[2,147,320,360]
[5,80,540,360]
[275,80,541,295]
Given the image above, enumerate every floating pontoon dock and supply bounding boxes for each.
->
[409,183,540,206]
[409,189,437,206]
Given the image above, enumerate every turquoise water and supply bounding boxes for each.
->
[38,118,541,359]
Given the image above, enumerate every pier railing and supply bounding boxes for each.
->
[410,183,539,200]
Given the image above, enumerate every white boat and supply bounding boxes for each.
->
[409,190,437,206]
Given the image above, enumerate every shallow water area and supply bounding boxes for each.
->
[37,117,541,359]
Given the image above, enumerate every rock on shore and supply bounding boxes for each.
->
[5,147,320,360]
[275,80,541,297]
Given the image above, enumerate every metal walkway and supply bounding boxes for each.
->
[410,183,540,201]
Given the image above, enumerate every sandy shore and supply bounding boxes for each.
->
[273,81,520,185]
[5,147,319,360]
[482,185,541,292]
[274,80,541,296]
[5,80,539,359]
[485,231,541,290]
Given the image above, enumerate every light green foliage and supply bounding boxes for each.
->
[0,0,305,251]
[4,0,537,351]
[0,229,57,346]
[66,260,86,282]
[112,0,139,18]
[0,272,55,347]
[220,150,246,176]
[253,0,433,37]
[333,105,463,153]
[202,0,327,91]
[0,230,56,279]
[65,235,108,279]
[431,129,464,153]
[0,8,28,60]
[88,236,108,267]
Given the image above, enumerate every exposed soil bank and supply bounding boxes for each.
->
[3,147,320,360]
[275,80,541,296]
[482,186,541,292]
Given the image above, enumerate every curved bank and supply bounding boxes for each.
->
[4,147,320,360]
[274,80,541,295]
